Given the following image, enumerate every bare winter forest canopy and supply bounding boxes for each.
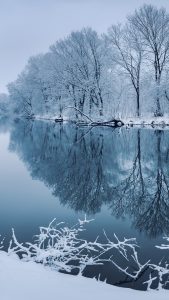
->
[2,4,169,120]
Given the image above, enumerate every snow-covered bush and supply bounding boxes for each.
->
[5,217,169,290]
[8,217,141,275]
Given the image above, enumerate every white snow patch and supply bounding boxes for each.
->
[0,251,168,300]
[123,116,169,127]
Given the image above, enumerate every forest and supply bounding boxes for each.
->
[1,4,169,122]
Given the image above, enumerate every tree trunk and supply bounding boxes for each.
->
[72,85,78,120]
[99,91,103,116]
[155,78,163,117]
[136,88,140,117]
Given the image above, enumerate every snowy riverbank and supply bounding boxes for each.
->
[31,114,169,128]
[124,116,169,127]
[0,251,168,300]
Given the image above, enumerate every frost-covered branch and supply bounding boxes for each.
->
[6,219,169,290]
[7,218,141,277]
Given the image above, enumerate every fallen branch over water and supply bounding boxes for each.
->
[57,106,124,127]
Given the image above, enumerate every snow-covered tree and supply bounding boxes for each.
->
[7,5,169,120]
[50,28,111,118]
[128,4,169,116]
[107,23,144,117]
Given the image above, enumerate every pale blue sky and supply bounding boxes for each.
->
[1,0,169,93]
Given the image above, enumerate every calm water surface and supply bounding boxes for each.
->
[0,118,169,290]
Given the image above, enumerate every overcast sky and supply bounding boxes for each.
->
[1,0,169,93]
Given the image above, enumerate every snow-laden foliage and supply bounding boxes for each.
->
[6,217,169,290]
[5,4,169,120]
[8,217,140,275]
[156,237,169,251]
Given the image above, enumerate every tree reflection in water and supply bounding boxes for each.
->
[8,119,169,238]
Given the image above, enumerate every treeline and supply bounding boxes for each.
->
[7,4,169,119]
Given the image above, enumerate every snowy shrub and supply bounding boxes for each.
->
[8,217,140,275]
[6,217,169,290]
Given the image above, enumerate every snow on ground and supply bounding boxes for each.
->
[34,114,169,128]
[123,116,169,126]
[0,251,168,300]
